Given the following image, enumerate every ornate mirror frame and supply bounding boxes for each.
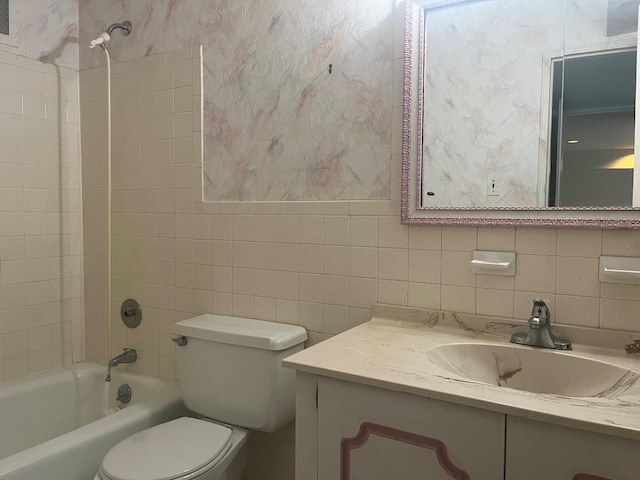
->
[401,0,640,229]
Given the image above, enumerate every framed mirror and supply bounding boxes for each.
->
[402,0,640,228]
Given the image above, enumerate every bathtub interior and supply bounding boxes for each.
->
[0,370,79,460]
[0,363,179,460]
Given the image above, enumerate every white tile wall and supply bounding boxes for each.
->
[0,51,84,383]
[78,5,640,480]
[80,47,640,480]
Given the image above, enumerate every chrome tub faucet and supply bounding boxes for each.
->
[511,300,571,350]
[105,348,137,382]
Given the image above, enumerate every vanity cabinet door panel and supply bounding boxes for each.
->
[505,416,639,480]
[317,377,505,480]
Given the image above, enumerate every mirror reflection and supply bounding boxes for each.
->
[550,50,636,207]
[417,0,639,209]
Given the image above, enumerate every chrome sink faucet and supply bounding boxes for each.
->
[105,348,137,382]
[511,300,571,350]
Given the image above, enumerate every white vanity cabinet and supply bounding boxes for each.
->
[297,374,505,480]
[289,310,640,480]
[295,374,640,480]
[505,416,639,480]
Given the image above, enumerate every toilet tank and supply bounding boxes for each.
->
[173,315,307,432]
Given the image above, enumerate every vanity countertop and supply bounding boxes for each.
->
[283,304,640,441]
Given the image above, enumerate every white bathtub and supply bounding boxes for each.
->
[0,362,186,480]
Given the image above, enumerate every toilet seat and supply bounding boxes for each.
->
[100,417,233,480]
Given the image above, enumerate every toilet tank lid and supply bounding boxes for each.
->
[174,314,308,350]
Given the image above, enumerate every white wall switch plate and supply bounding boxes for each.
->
[487,176,500,196]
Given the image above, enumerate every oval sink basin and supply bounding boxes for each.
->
[426,343,640,398]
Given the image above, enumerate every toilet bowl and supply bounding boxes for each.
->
[94,315,307,480]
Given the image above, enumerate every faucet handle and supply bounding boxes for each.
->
[530,299,550,326]
[531,299,548,311]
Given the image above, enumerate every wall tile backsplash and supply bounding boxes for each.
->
[81,46,203,380]
[80,42,640,478]
[0,51,83,382]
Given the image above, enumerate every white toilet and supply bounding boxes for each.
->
[94,314,307,480]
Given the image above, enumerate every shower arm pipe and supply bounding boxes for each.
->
[106,21,132,37]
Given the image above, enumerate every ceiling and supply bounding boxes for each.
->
[563,50,636,115]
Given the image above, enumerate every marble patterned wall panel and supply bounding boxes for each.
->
[79,0,202,67]
[201,0,394,201]
[25,0,79,69]
[0,0,79,69]
[0,0,25,50]
[421,0,564,208]
[606,0,640,36]
[565,0,637,51]
[79,0,395,202]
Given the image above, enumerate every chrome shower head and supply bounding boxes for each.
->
[89,32,110,49]
[89,20,132,49]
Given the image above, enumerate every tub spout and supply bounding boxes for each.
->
[105,348,137,382]
[109,348,137,367]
